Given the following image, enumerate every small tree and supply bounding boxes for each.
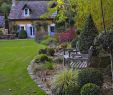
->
[79,14,98,54]
[95,31,113,81]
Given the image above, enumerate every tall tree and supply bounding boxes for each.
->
[79,14,98,54]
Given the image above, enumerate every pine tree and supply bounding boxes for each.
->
[79,14,98,54]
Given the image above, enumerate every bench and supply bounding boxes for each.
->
[63,49,89,69]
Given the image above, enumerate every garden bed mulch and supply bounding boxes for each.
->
[102,68,113,95]
[28,49,113,95]
[28,59,65,95]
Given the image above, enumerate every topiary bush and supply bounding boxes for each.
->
[38,48,47,54]
[47,48,55,56]
[39,54,49,62]
[79,14,98,54]
[18,30,27,39]
[80,83,101,95]
[65,82,80,95]
[78,68,103,87]
[34,54,51,63]
[42,62,54,70]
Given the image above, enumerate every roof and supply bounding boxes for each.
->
[9,1,52,20]
[0,16,4,27]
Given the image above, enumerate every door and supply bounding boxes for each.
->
[29,26,35,38]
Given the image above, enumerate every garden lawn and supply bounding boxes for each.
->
[0,40,47,95]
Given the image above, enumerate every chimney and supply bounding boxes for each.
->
[12,0,16,6]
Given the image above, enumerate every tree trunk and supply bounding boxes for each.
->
[100,0,107,34]
[110,52,113,82]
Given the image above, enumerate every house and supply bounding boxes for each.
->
[8,0,56,38]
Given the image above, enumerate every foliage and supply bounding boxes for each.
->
[54,57,63,64]
[75,0,113,31]
[78,68,103,87]
[51,69,78,95]
[58,28,76,42]
[43,0,113,31]
[35,54,53,64]
[42,62,54,70]
[47,48,55,56]
[95,31,113,52]
[79,14,98,54]
[59,43,67,49]
[71,37,79,48]
[41,36,57,45]
[0,2,10,14]
[0,30,3,36]
[35,54,48,63]
[65,82,80,95]
[43,22,48,31]
[80,83,101,95]
[18,30,27,39]
[38,48,47,54]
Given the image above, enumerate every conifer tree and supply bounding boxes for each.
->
[79,14,98,54]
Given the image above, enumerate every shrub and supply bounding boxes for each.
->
[39,54,49,63]
[71,37,79,48]
[65,82,80,95]
[59,43,67,49]
[35,54,49,63]
[34,56,40,63]
[41,36,57,45]
[38,48,47,54]
[18,30,27,39]
[47,48,55,56]
[51,69,78,95]
[35,54,53,64]
[58,28,76,42]
[42,62,54,70]
[78,68,103,87]
[0,30,3,36]
[54,57,63,64]
[79,14,98,54]
[94,31,113,52]
[80,83,101,95]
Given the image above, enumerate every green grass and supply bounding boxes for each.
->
[0,40,47,95]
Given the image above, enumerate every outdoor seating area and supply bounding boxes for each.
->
[63,48,89,69]
[0,34,16,39]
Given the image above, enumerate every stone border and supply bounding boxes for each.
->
[27,60,52,95]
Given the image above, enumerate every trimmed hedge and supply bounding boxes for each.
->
[78,68,103,87]
[65,83,80,95]
[80,83,101,95]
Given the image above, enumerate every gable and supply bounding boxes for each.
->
[9,1,51,20]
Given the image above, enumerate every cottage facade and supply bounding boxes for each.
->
[9,0,56,38]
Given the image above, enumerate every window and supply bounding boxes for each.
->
[50,26,55,32]
[24,8,30,16]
